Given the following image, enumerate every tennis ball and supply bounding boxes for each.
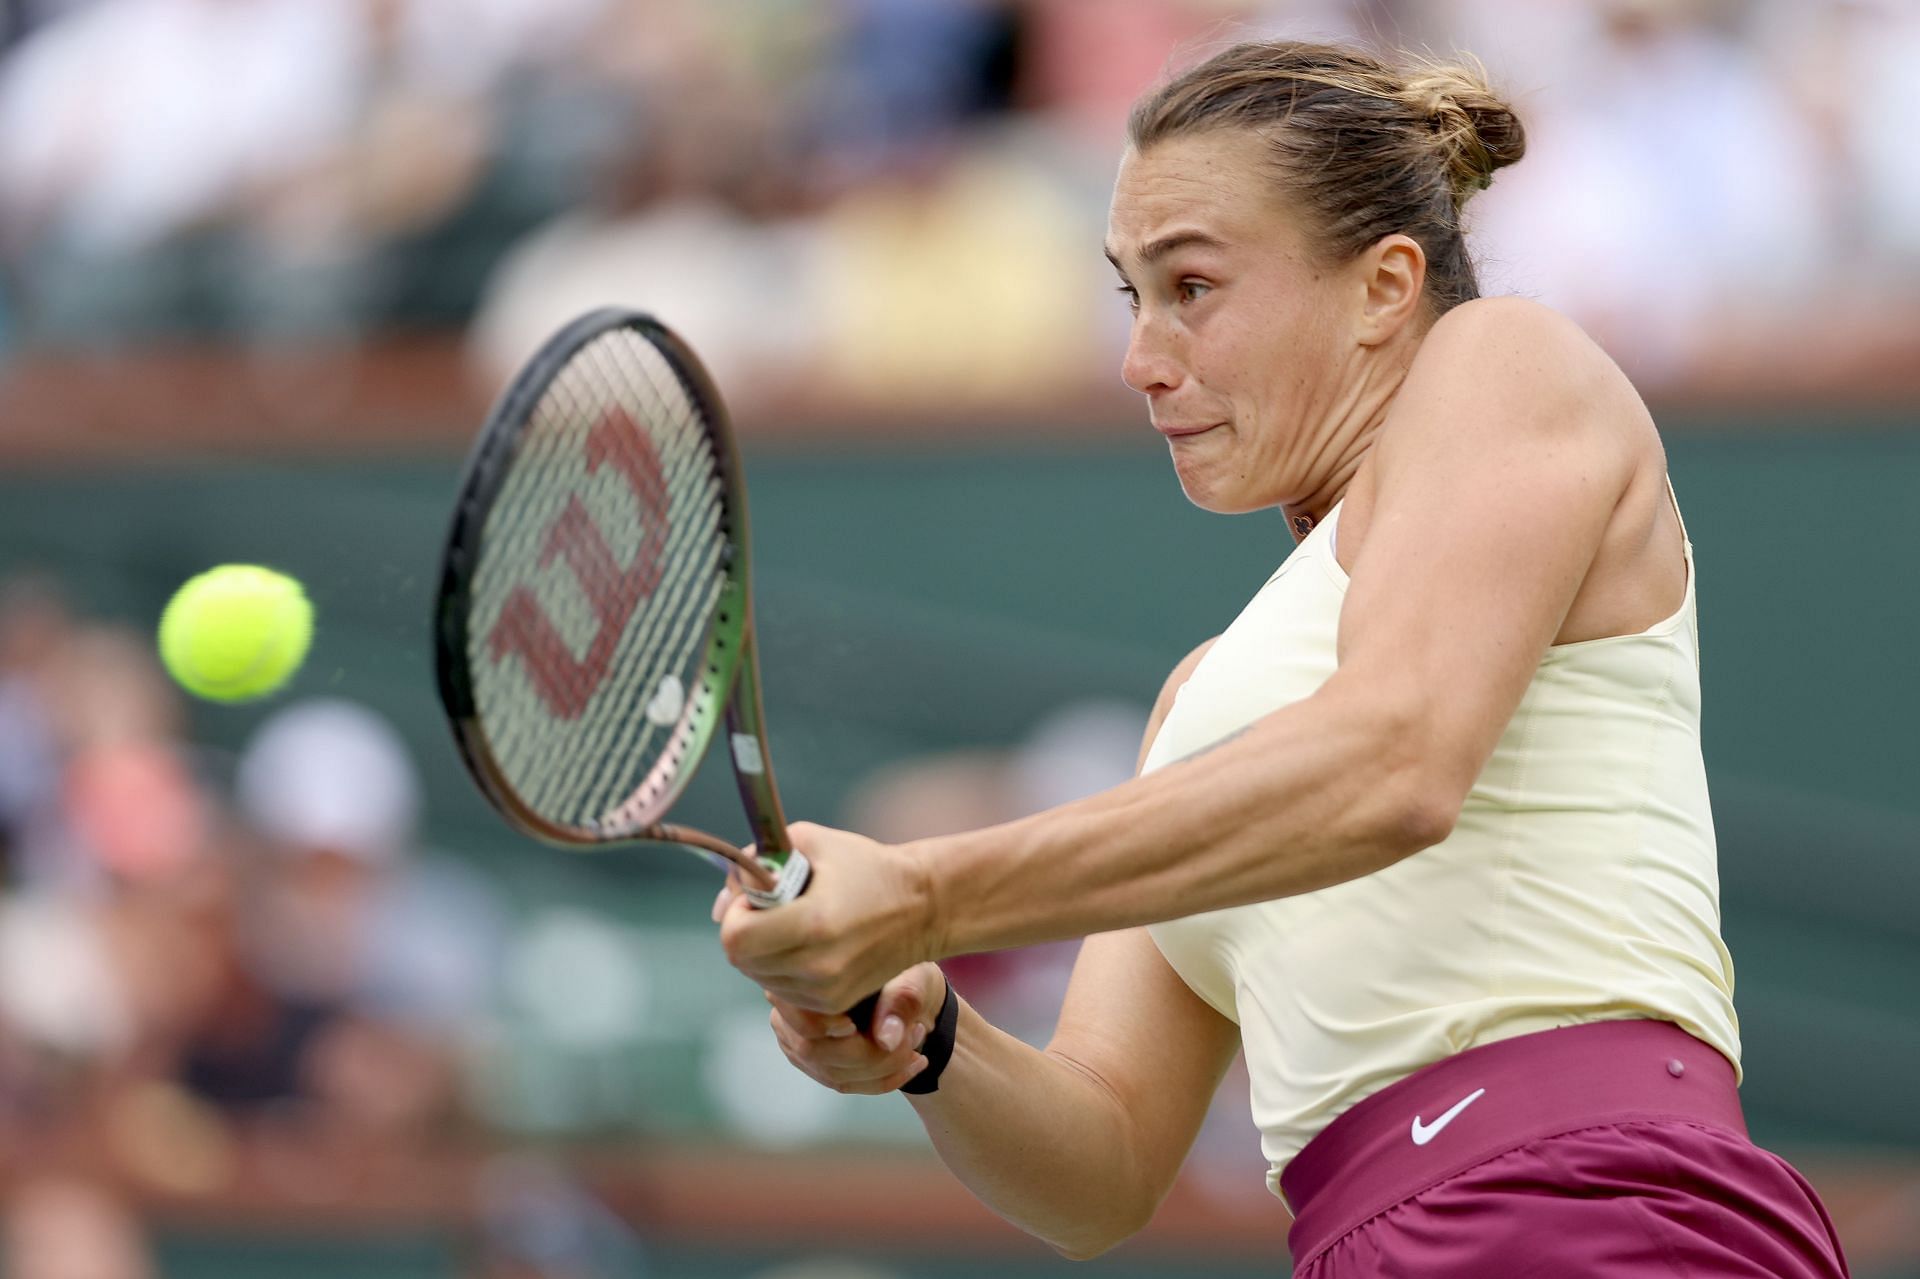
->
[157,565,313,703]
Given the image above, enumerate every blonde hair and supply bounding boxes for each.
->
[1128,41,1525,313]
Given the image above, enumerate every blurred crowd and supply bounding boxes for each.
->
[0,576,510,1267]
[0,569,1189,1273]
[1,0,1916,408]
[0,575,640,1275]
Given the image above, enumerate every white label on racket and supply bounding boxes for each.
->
[743,850,810,909]
[730,733,765,775]
[645,673,685,726]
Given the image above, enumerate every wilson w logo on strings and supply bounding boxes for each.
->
[487,409,671,719]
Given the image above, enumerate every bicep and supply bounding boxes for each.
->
[1045,928,1240,1199]
[1331,300,1637,801]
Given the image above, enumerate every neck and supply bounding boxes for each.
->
[1280,339,1418,542]
[1280,452,1364,542]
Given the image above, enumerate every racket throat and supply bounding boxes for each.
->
[648,822,777,887]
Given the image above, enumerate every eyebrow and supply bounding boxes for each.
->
[1103,229,1230,272]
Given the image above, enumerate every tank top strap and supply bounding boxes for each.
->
[1665,473,1690,543]
[1663,474,1700,660]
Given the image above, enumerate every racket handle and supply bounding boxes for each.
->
[742,850,883,1035]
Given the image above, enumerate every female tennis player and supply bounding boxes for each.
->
[716,40,1849,1276]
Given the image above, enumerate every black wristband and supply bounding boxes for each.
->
[900,975,958,1095]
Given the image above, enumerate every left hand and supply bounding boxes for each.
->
[714,822,940,1014]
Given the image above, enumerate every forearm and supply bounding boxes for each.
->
[920,678,1451,959]
[909,997,1164,1259]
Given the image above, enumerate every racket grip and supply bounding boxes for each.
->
[742,850,882,1035]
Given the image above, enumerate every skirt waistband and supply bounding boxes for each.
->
[1280,1019,1746,1266]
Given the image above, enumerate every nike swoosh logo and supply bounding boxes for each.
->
[1410,1087,1487,1146]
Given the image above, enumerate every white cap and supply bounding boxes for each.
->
[234,698,420,863]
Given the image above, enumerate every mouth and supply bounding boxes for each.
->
[1154,421,1224,439]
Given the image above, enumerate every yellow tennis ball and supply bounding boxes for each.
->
[157,565,313,703]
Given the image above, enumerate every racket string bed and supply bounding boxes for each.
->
[466,327,729,833]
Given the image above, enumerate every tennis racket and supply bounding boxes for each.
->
[433,307,877,1029]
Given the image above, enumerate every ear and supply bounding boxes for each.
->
[1353,234,1427,345]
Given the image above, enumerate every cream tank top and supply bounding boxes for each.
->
[1142,492,1740,1202]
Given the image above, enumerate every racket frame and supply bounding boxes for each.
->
[434,308,792,886]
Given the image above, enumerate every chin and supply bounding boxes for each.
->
[1167,472,1259,514]
[1171,456,1264,515]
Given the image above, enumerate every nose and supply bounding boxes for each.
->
[1121,315,1183,397]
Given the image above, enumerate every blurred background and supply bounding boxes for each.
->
[1,0,1917,1275]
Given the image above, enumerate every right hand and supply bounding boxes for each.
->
[764,961,948,1095]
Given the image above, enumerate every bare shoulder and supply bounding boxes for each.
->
[1383,297,1653,477]
[1423,295,1606,365]
[1408,296,1645,430]
[1137,638,1218,773]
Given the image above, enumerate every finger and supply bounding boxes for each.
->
[775,1015,914,1075]
[765,990,858,1040]
[717,886,811,964]
[871,970,935,1050]
[769,1008,924,1093]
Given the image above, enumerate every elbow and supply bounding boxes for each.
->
[1040,1188,1156,1261]
[1048,1215,1150,1262]
[1348,702,1464,858]
[1314,677,1465,861]
[1389,780,1460,855]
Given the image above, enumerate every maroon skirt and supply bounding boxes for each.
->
[1280,1019,1849,1277]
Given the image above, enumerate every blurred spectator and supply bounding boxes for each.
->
[0,0,606,345]
[797,0,1022,184]
[0,622,206,1094]
[221,697,506,1135]
[1755,0,1920,280]
[468,58,816,402]
[470,0,1051,411]
[800,123,1106,412]
[1465,0,1833,383]
[1,1176,157,1279]
[0,0,95,54]
[1021,0,1286,139]
[0,665,511,1197]
[0,575,71,882]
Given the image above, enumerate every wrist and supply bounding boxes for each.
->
[902,837,953,963]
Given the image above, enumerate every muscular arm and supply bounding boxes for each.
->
[912,926,1239,1259]
[922,299,1640,959]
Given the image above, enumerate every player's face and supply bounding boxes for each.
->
[1106,132,1361,514]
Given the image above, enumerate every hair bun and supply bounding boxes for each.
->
[1401,61,1525,207]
